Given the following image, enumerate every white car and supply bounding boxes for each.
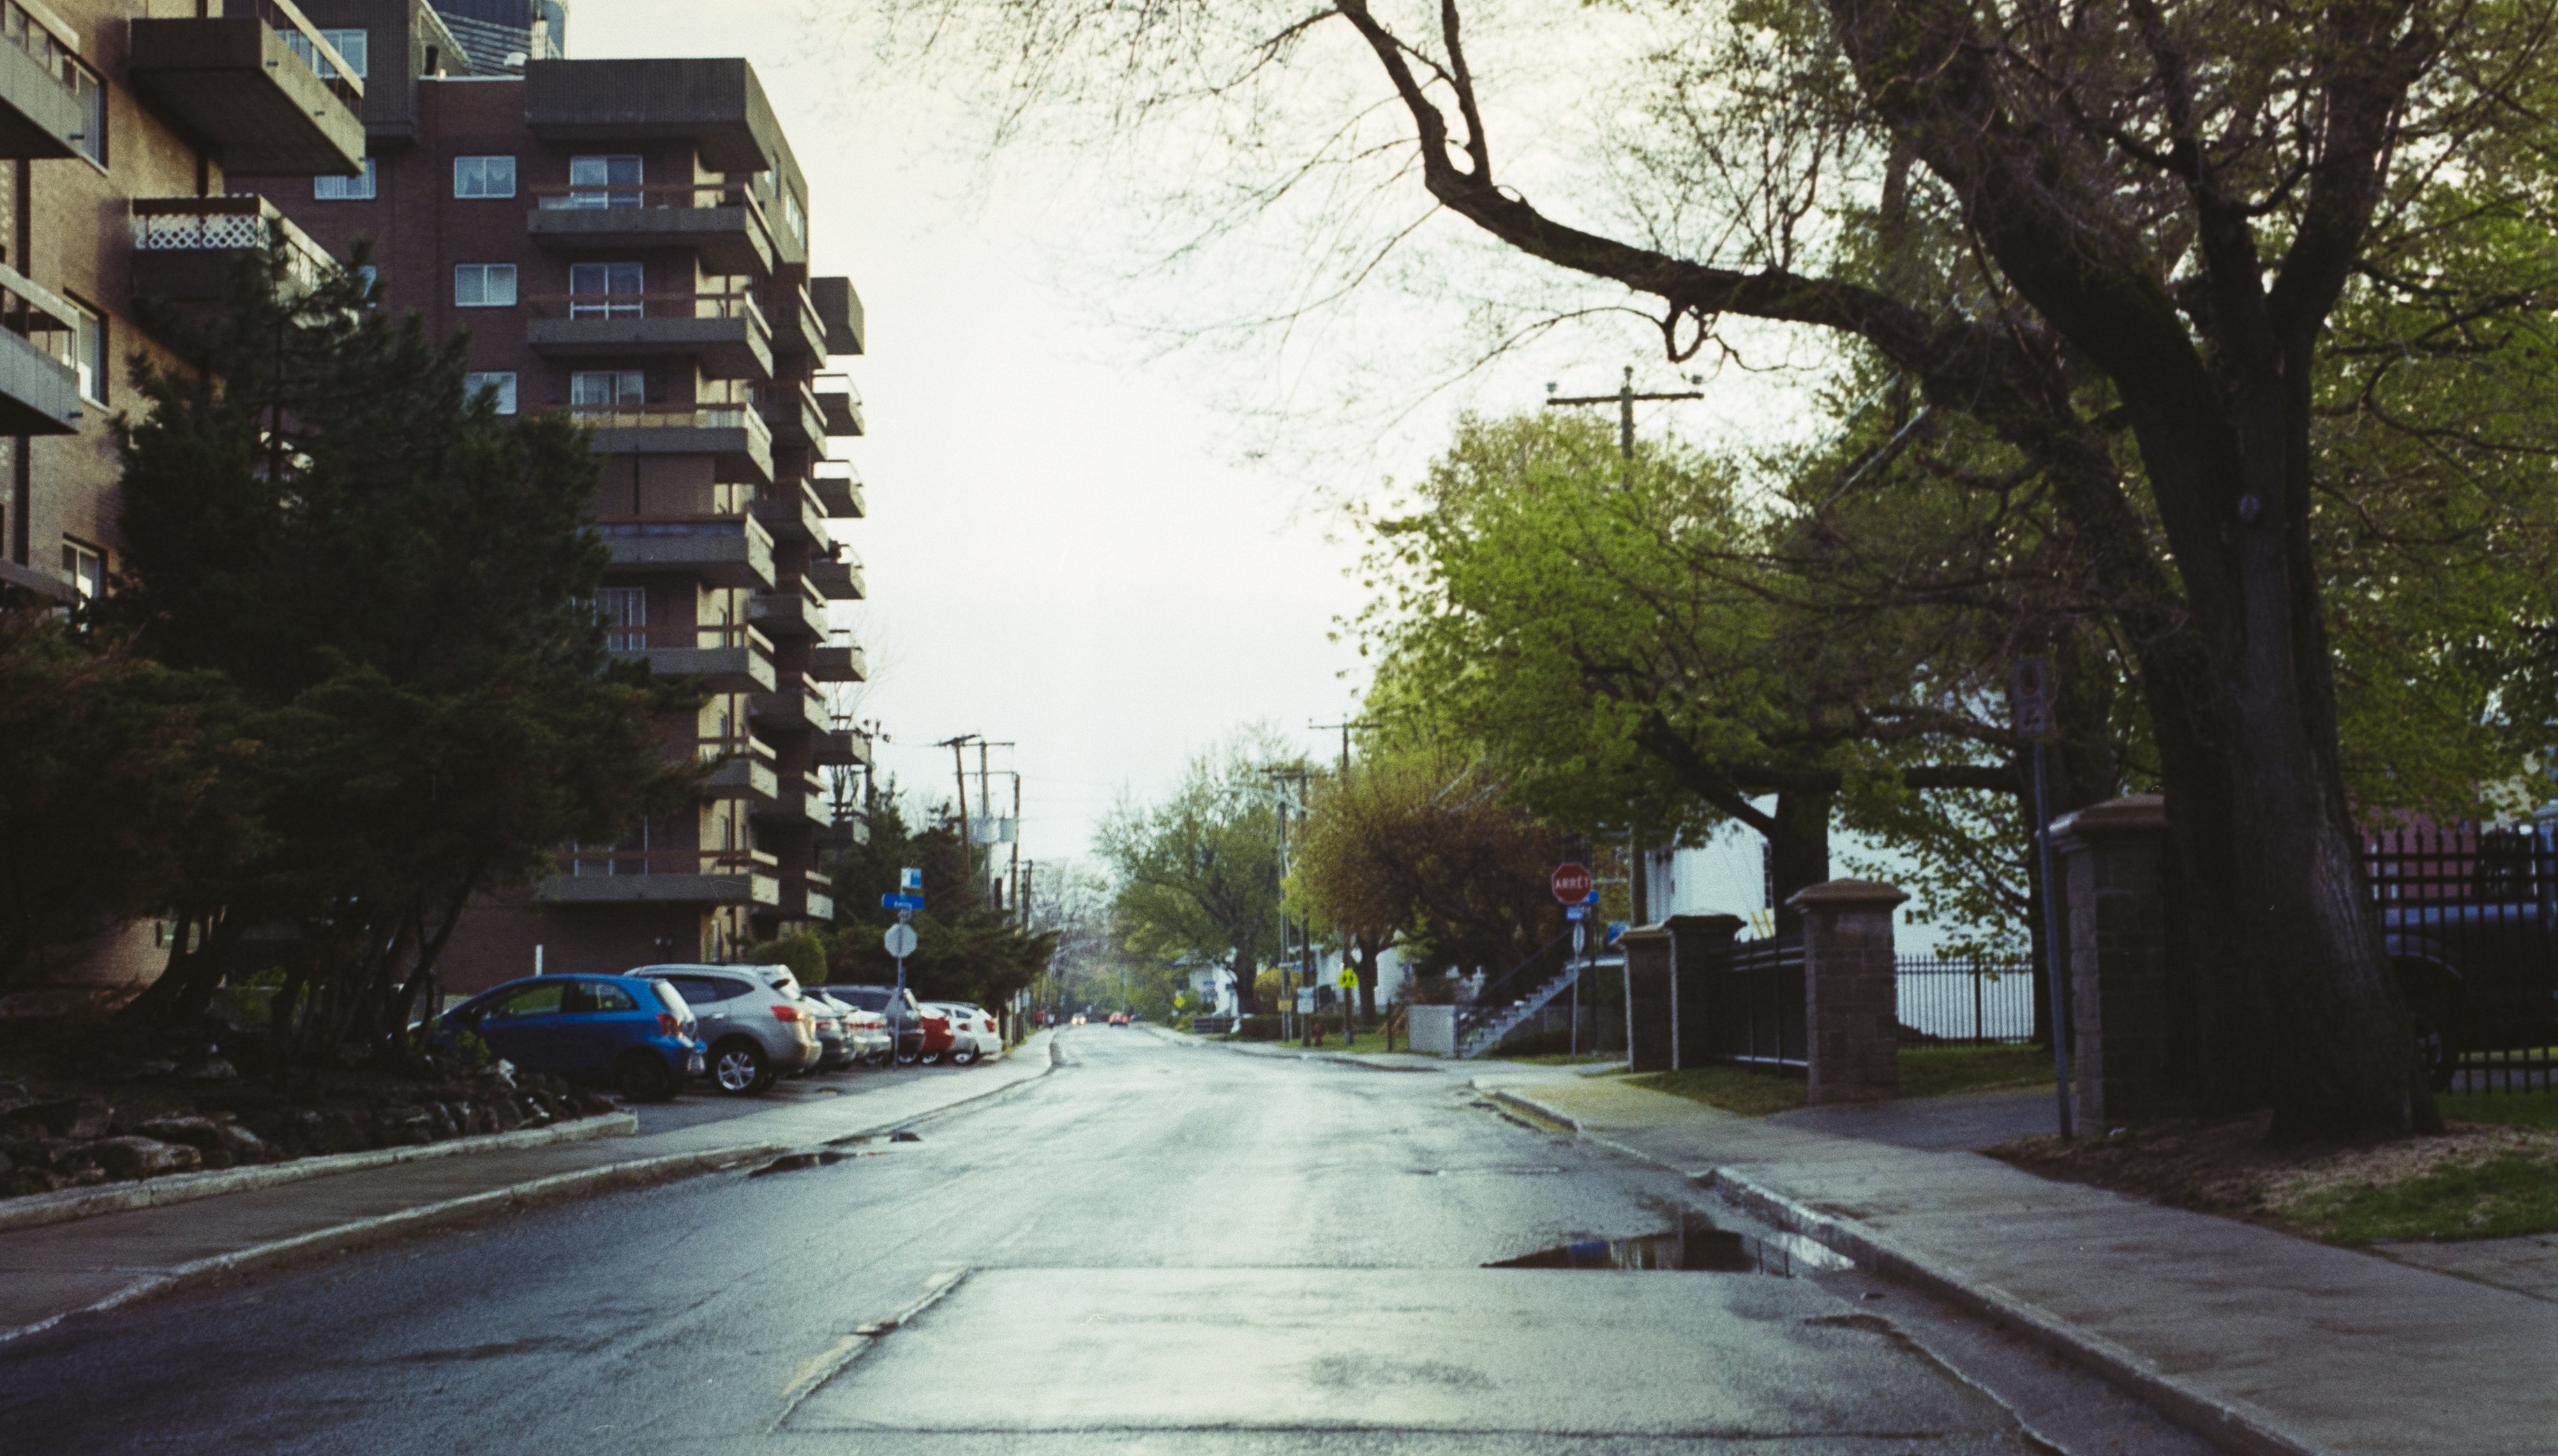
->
[929,1002,1004,1065]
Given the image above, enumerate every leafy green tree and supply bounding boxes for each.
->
[103,240,685,1073]
[1098,728,1294,1016]
[821,783,1056,1007]
[0,612,251,989]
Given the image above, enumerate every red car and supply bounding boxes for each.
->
[1107,1012,1129,1027]
[914,1005,957,1064]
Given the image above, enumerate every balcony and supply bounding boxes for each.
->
[747,577,826,640]
[604,622,777,692]
[803,888,836,922]
[528,292,772,382]
[127,1,366,175]
[703,754,780,803]
[0,4,83,160]
[747,685,828,736]
[813,727,872,768]
[769,283,832,362]
[811,375,865,438]
[810,467,865,520]
[0,264,80,437]
[809,276,865,355]
[525,58,783,174]
[747,481,828,545]
[528,182,777,276]
[805,552,865,601]
[537,848,758,906]
[754,380,828,452]
[571,405,774,486]
[814,819,869,852]
[805,642,867,684]
[594,516,775,590]
[128,196,333,313]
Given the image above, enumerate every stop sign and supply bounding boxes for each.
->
[1550,862,1593,903]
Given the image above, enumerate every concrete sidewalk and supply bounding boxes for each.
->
[0,1035,1055,1345]
[1491,1073,2558,1456]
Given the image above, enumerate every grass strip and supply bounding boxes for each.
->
[2281,1150,2558,1243]
[1622,1044,2058,1117]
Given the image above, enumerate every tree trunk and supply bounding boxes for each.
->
[1765,789,1834,934]
[1230,948,1259,1016]
[1354,936,1382,1019]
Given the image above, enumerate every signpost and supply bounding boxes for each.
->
[2014,659,2074,1139]
[885,869,922,1063]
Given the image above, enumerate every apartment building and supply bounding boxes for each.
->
[3,0,871,993]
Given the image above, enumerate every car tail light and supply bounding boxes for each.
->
[771,1004,801,1023]
[657,1012,680,1037]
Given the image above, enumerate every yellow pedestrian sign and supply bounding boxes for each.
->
[1337,967,1357,989]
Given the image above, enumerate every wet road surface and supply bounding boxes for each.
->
[0,1027,2220,1453]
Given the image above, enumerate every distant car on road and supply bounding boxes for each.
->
[627,964,819,1095]
[1070,1014,1087,1026]
[433,975,701,1102]
[929,1002,1002,1065]
[1107,1012,1129,1027]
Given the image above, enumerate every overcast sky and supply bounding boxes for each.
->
[573,1,1821,874]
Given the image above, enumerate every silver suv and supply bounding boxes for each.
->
[628,964,820,1095]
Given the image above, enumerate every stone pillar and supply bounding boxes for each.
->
[1789,879,1908,1105]
[1620,924,1673,1072]
[1663,913,1745,1070]
[2049,795,2177,1127]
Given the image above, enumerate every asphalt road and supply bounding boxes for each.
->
[0,1027,2220,1454]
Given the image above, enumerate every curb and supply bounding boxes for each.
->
[0,1111,637,1235]
[1477,1087,1582,1130]
[0,1141,786,1348]
[1701,1168,2317,1456]
[0,1041,1066,1348]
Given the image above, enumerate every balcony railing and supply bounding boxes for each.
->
[130,195,332,294]
[567,403,774,442]
[602,623,774,653]
[533,180,770,225]
[0,1,86,162]
[529,290,768,331]
[0,260,78,437]
[560,848,756,879]
[244,0,364,107]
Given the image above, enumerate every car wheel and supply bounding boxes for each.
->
[919,1050,943,1065]
[949,1047,977,1067]
[614,1049,680,1102]
[710,1038,768,1096]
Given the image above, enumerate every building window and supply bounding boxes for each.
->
[315,158,377,202]
[566,155,642,209]
[352,264,378,303]
[463,371,517,414]
[568,262,643,318]
[66,59,103,167]
[60,539,101,601]
[784,189,806,248]
[68,300,103,404]
[597,586,646,650]
[454,155,516,198]
[453,263,516,308]
[285,27,368,80]
[571,370,646,407]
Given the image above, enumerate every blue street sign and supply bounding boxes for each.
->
[1583,889,1601,905]
[899,866,924,892]
[1605,921,1629,947]
[1565,904,1590,922]
[881,892,925,911]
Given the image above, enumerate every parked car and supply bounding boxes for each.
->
[842,1003,894,1065]
[800,992,855,1072]
[821,984,930,1063]
[805,990,883,1068]
[627,964,820,1095]
[433,975,701,1102]
[912,1003,956,1064]
[930,1002,1003,1065]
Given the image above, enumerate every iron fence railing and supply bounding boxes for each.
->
[1453,929,1577,1049]
[1700,934,1807,1067]
[2367,821,2558,1095]
[1895,954,2036,1044]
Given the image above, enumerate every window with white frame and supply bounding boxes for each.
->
[567,262,642,318]
[570,370,645,407]
[463,372,517,415]
[784,189,806,248]
[566,155,642,209]
[597,586,647,650]
[68,300,103,403]
[66,59,102,167]
[315,158,377,201]
[453,155,516,198]
[284,27,368,80]
[60,539,101,601]
[453,263,516,308]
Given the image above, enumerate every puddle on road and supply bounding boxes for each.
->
[1486,1210,1853,1277]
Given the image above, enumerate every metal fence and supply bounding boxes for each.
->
[1700,935,1807,1067]
[1895,955,2037,1044]
[2367,823,2558,1094]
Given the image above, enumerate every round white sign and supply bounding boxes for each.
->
[883,923,918,959]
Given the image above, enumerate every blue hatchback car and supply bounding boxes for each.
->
[435,975,703,1102]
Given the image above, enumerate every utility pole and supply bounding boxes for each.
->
[1008,770,1023,917]
[1310,719,1373,779]
[940,734,979,880]
[1546,366,1706,483]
